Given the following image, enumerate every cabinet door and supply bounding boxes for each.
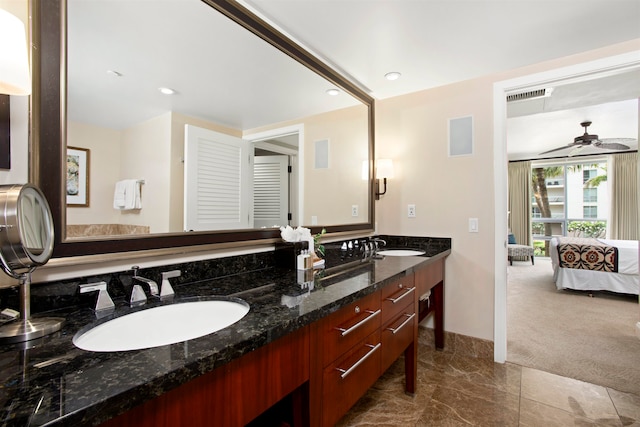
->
[322,330,381,427]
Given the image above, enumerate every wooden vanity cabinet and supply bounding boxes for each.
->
[98,264,440,427]
[310,274,418,427]
[100,326,309,427]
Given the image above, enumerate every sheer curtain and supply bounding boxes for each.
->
[609,152,638,240]
[508,161,531,245]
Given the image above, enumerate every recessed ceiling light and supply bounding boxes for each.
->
[326,88,340,96]
[106,70,122,77]
[158,87,176,95]
[385,72,401,81]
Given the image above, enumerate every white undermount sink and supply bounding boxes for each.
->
[377,249,426,257]
[73,299,250,352]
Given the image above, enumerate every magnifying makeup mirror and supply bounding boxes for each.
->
[0,184,64,343]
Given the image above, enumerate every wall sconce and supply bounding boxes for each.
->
[375,159,394,200]
[0,8,31,96]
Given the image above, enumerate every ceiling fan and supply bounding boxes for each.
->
[540,121,636,155]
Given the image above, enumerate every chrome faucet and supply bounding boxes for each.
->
[131,265,159,298]
[370,238,387,258]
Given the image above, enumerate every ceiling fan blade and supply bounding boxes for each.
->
[539,144,575,155]
[594,142,632,150]
[568,145,585,156]
[599,137,637,144]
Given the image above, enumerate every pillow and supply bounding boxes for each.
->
[508,233,516,244]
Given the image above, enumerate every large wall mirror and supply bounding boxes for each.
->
[31,0,375,258]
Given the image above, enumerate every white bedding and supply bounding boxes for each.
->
[550,237,639,295]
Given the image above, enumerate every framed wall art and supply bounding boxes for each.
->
[66,146,90,207]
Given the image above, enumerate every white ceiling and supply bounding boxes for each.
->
[68,0,640,159]
[241,0,640,99]
[241,0,640,160]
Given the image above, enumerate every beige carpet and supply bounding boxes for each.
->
[507,258,640,395]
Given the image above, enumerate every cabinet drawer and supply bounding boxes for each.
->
[381,305,416,372]
[321,291,381,366]
[381,275,415,324]
[322,330,381,427]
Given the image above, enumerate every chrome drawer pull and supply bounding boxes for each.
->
[336,343,381,379]
[385,286,415,304]
[336,309,381,336]
[386,313,416,335]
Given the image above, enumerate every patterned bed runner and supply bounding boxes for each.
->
[557,237,618,273]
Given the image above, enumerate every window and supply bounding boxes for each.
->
[583,169,597,184]
[532,206,541,218]
[583,188,597,203]
[530,159,608,251]
[583,206,597,218]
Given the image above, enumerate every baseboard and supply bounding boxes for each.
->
[418,326,494,360]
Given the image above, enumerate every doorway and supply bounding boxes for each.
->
[493,50,640,362]
[244,124,304,227]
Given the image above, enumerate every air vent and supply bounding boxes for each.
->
[506,88,553,102]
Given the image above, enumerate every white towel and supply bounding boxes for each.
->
[113,179,142,210]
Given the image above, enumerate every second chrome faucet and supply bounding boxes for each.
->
[129,266,181,306]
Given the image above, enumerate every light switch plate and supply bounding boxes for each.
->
[408,204,416,218]
[469,218,479,232]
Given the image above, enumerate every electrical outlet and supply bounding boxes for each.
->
[351,205,359,217]
[408,204,416,218]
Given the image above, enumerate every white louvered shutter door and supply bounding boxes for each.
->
[184,125,252,231]
[254,155,288,228]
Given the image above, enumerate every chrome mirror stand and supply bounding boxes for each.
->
[0,184,64,344]
[0,268,65,344]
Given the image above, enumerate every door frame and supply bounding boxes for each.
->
[493,50,640,362]
[244,124,304,227]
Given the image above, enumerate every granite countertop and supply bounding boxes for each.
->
[0,251,449,426]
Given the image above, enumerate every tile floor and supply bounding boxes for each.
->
[337,332,640,426]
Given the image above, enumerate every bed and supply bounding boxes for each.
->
[550,236,639,295]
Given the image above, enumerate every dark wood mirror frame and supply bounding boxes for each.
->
[30,0,375,259]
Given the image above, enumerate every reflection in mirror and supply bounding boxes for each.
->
[65,0,370,238]
[32,0,374,258]
[19,188,49,255]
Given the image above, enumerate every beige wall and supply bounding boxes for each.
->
[67,121,122,225]
[303,105,369,225]
[246,104,370,226]
[120,113,172,233]
[68,114,174,233]
[376,39,640,341]
[376,77,496,339]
